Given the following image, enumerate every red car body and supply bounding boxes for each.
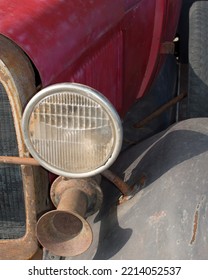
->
[0,0,181,116]
[0,0,182,259]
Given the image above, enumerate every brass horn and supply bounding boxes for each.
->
[36,176,102,257]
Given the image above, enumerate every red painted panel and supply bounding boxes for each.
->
[122,0,156,113]
[137,0,166,101]
[0,0,182,116]
[67,31,123,114]
[0,0,123,86]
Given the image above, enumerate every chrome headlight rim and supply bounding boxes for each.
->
[22,83,123,178]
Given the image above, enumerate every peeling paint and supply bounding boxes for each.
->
[181,209,188,224]
[148,211,166,225]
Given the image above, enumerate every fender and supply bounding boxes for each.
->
[69,118,208,259]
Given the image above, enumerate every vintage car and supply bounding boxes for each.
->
[2,0,207,260]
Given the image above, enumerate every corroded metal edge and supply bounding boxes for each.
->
[0,35,43,260]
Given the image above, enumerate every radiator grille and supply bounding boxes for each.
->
[0,83,26,239]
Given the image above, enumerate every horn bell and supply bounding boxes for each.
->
[36,177,102,257]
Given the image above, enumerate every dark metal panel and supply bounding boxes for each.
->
[68,118,208,260]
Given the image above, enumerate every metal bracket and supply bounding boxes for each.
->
[160,41,175,54]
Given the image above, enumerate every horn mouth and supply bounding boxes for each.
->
[52,211,83,237]
[36,176,102,257]
[37,210,92,257]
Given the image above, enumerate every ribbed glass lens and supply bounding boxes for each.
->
[28,92,115,174]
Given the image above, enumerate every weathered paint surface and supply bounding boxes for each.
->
[67,119,208,259]
[0,0,181,116]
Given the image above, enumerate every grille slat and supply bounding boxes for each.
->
[0,83,26,239]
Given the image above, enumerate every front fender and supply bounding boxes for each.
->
[70,118,208,259]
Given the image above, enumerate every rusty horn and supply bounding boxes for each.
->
[36,176,102,257]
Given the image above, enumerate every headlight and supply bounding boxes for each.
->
[22,83,123,178]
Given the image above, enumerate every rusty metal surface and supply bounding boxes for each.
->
[101,169,141,203]
[0,35,35,156]
[101,169,133,196]
[0,35,47,259]
[37,177,103,257]
[0,156,40,166]
[160,41,175,54]
[66,118,208,260]
[51,177,103,217]
[0,153,139,204]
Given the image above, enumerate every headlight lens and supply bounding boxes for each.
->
[22,83,122,177]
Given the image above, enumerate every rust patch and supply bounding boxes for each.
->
[102,169,134,196]
[189,197,205,245]
[138,173,147,188]
[190,210,199,245]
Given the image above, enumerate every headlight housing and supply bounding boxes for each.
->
[22,83,123,178]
